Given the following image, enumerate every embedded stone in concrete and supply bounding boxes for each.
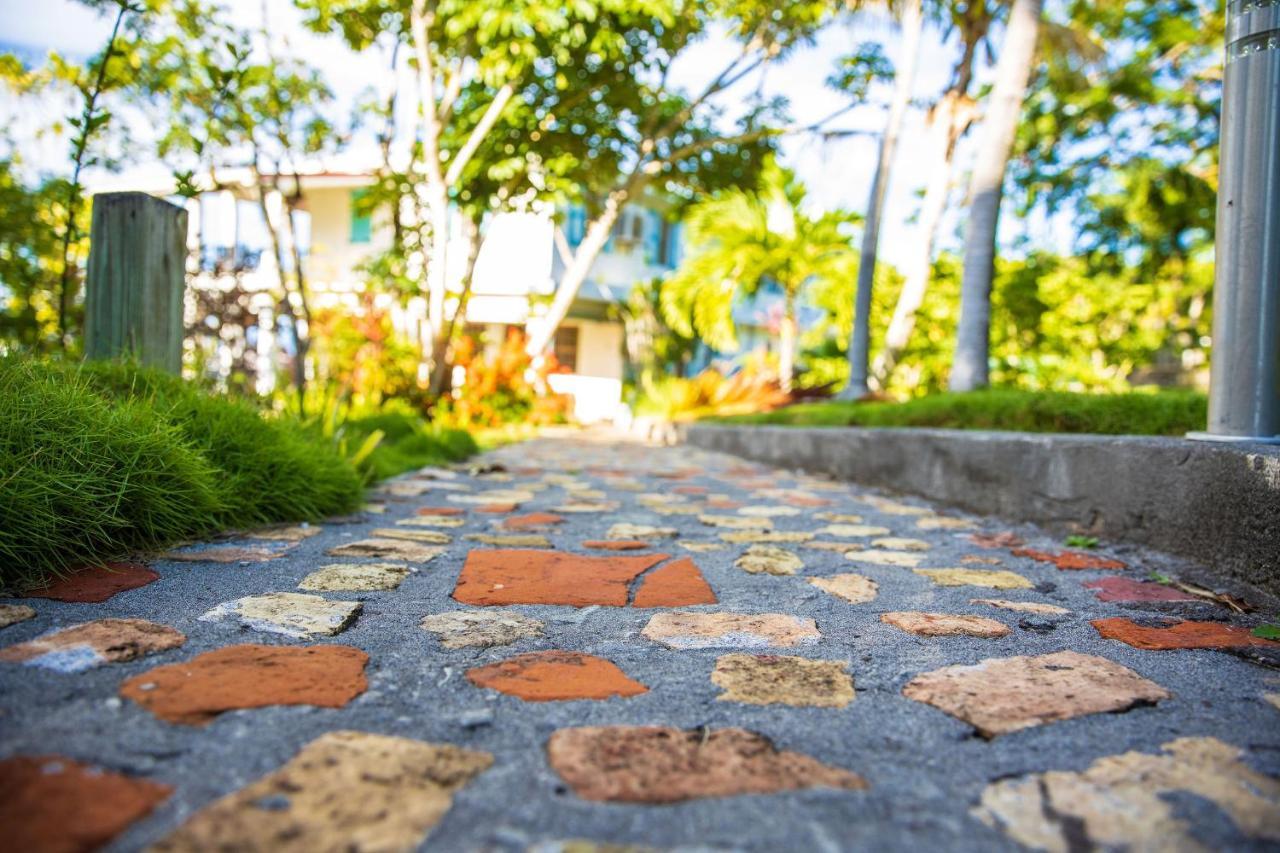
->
[737,505,801,517]
[970,598,1070,616]
[399,515,465,528]
[971,532,1025,549]
[0,604,35,630]
[809,573,878,604]
[246,523,321,541]
[200,593,361,639]
[119,644,368,725]
[679,541,727,553]
[0,755,171,852]
[803,541,865,553]
[674,485,707,495]
[847,550,924,568]
[372,527,452,544]
[914,569,1034,589]
[641,612,820,649]
[882,611,1011,639]
[421,609,545,649]
[819,524,890,538]
[712,654,854,707]
[816,512,865,523]
[974,737,1280,851]
[416,506,465,516]
[699,514,771,530]
[860,497,930,515]
[583,540,651,551]
[903,650,1170,738]
[502,512,566,530]
[448,489,535,504]
[961,555,1004,565]
[706,497,743,509]
[328,538,444,562]
[0,618,185,673]
[1083,577,1201,603]
[25,562,158,603]
[607,523,678,540]
[554,501,620,513]
[466,651,648,701]
[1091,617,1280,651]
[475,502,516,514]
[547,726,865,803]
[453,549,668,607]
[1012,548,1125,571]
[871,537,931,552]
[916,516,975,531]
[782,494,833,508]
[734,545,803,576]
[719,530,815,544]
[632,557,717,607]
[161,545,287,563]
[649,503,704,516]
[150,731,492,851]
[298,563,411,592]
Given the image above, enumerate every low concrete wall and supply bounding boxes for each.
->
[683,425,1280,594]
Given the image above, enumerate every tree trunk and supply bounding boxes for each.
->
[525,191,627,358]
[871,92,976,387]
[950,0,1042,392]
[841,0,924,399]
[779,291,798,393]
[253,176,306,412]
[428,215,481,398]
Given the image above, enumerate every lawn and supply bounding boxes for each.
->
[712,389,1208,436]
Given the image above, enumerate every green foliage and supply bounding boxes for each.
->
[343,409,478,482]
[716,388,1207,436]
[633,360,791,422]
[1253,625,1280,641]
[0,357,222,590]
[1064,535,1099,549]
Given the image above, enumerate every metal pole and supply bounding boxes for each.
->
[1198,0,1280,443]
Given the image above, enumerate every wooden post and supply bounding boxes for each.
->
[84,192,188,372]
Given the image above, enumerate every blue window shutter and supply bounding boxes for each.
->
[566,204,586,248]
[666,222,682,267]
[645,210,662,265]
[350,189,372,244]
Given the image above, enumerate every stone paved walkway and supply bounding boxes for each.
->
[2,433,1280,852]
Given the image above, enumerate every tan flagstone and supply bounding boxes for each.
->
[735,545,803,576]
[860,497,931,516]
[916,516,976,531]
[1265,694,1280,712]
[299,563,412,592]
[737,506,802,517]
[816,512,865,524]
[161,546,288,563]
[971,598,1070,616]
[397,515,465,528]
[553,502,620,513]
[372,527,451,544]
[327,538,443,562]
[712,654,854,707]
[448,489,535,505]
[649,503,703,516]
[246,523,322,541]
[974,737,1280,851]
[847,550,925,568]
[0,604,35,630]
[819,524,891,538]
[465,534,554,548]
[420,610,545,649]
[363,502,386,514]
[882,611,1011,638]
[679,541,726,553]
[914,568,1033,589]
[719,530,815,544]
[608,523,678,540]
[699,514,772,530]
[871,537,931,552]
[962,555,1004,565]
[809,574,878,604]
[903,650,1170,737]
[803,541,865,553]
[200,593,362,639]
[641,612,820,649]
[150,731,492,852]
[0,618,184,672]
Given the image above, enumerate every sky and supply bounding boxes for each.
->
[0,0,1040,268]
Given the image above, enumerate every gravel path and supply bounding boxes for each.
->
[2,432,1279,852]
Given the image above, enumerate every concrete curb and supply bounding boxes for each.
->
[682,424,1280,595]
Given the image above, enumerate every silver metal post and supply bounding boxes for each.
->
[1196,0,1280,443]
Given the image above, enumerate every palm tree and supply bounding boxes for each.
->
[843,0,926,399]
[660,161,856,392]
[950,0,1043,391]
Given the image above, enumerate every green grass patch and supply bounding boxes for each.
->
[712,389,1207,436]
[342,409,478,481]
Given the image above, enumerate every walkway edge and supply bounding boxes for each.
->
[681,424,1280,596]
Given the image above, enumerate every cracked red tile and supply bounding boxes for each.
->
[1012,548,1125,571]
[501,512,566,530]
[0,755,171,852]
[24,562,159,603]
[1084,577,1201,603]
[475,503,517,514]
[120,644,369,725]
[466,651,647,701]
[674,485,708,495]
[970,532,1025,549]
[453,549,668,607]
[632,557,717,608]
[1091,618,1280,651]
[415,506,465,516]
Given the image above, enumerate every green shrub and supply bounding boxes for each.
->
[76,362,364,526]
[714,389,1208,436]
[343,409,478,481]
[0,358,223,589]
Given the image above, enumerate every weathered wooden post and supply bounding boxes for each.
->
[84,192,188,373]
